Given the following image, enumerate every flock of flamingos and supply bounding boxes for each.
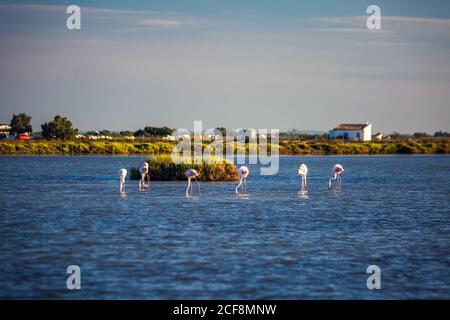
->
[118,163,345,196]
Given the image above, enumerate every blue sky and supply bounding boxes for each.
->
[0,0,449,133]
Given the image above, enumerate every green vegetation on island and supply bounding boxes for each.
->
[129,155,239,181]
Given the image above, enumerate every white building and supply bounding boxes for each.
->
[329,123,372,141]
[0,124,11,139]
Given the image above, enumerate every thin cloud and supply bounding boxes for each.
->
[308,15,450,36]
[309,15,450,26]
[0,3,196,29]
[383,16,450,27]
[314,27,387,34]
[138,18,183,28]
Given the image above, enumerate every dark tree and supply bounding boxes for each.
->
[133,129,146,137]
[10,113,32,134]
[41,115,78,140]
[120,131,134,136]
[434,131,450,137]
[99,130,112,136]
[143,126,174,136]
[134,126,174,137]
[413,132,429,138]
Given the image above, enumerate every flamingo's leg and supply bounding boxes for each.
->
[146,173,151,189]
[328,173,336,189]
[244,177,247,192]
[195,177,201,195]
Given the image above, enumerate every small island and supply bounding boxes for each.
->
[129,155,239,181]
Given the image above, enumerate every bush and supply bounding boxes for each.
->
[130,155,239,181]
[104,142,137,154]
[89,142,107,153]
[0,142,16,153]
[57,141,89,153]
[366,143,382,154]
[396,143,416,154]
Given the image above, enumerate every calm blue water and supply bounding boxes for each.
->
[0,155,449,299]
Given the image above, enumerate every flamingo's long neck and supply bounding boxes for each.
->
[186,177,191,196]
[236,177,243,193]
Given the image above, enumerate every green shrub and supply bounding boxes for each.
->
[36,143,54,154]
[367,143,382,154]
[130,155,239,181]
[0,142,16,153]
[89,142,107,153]
[57,141,89,153]
[436,143,449,153]
[396,143,416,154]
[382,144,397,154]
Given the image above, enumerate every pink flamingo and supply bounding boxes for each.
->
[328,164,344,190]
[139,161,150,190]
[119,168,127,194]
[236,166,249,194]
[185,169,200,196]
[298,163,308,192]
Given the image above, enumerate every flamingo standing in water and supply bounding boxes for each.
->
[328,164,344,190]
[236,166,249,194]
[298,163,308,192]
[139,161,150,190]
[119,168,127,194]
[185,169,200,196]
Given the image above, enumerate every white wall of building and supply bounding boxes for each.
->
[329,125,372,141]
[363,123,372,141]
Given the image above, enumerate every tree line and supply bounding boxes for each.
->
[8,113,77,139]
[5,112,450,140]
[6,113,176,140]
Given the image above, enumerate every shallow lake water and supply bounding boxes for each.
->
[0,155,449,299]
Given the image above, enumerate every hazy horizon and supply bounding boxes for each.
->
[1,0,450,134]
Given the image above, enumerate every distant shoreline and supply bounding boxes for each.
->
[0,154,448,158]
[0,139,448,155]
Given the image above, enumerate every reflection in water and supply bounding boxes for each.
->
[237,193,250,200]
[185,195,201,202]
[298,191,309,199]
